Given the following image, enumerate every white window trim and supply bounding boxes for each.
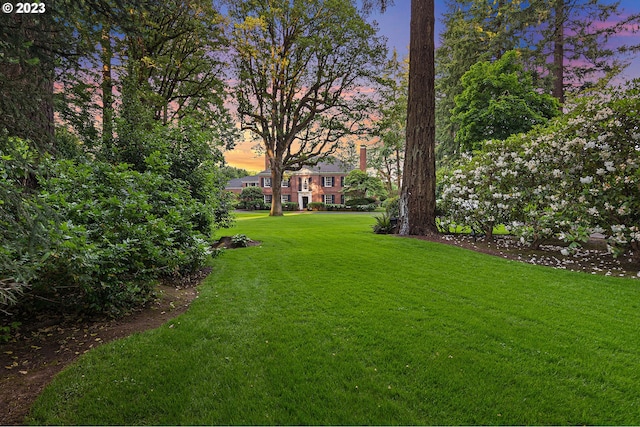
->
[324,194,334,204]
[323,176,333,187]
[263,178,271,188]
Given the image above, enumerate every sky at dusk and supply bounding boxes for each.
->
[225,0,640,171]
[371,0,640,80]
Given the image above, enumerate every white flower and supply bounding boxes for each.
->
[560,248,570,256]
[580,176,593,184]
[604,161,615,172]
[596,168,606,176]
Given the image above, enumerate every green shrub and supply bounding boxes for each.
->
[372,212,396,234]
[0,137,50,311]
[307,202,325,211]
[231,234,250,248]
[325,204,349,211]
[31,159,215,315]
[350,203,377,212]
[345,197,376,207]
[282,202,299,211]
[237,187,269,210]
[382,196,399,218]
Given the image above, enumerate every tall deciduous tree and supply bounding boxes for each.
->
[122,0,229,125]
[398,0,438,236]
[229,0,386,216]
[115,0,235,169]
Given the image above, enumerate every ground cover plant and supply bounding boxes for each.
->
[29,213,640,425]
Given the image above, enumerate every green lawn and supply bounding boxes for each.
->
[29,212,640,425]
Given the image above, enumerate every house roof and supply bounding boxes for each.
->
[226,178,243,189]
[224,157,359,191]
[240,175,261,182]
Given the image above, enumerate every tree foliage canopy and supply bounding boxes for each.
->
[229,0,386,215]
[343,170,386,201]
[435,0,640,160]
[452,50,560,153]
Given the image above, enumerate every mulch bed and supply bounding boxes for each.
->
[0,269,206,426]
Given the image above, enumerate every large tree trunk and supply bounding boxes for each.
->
[269,157,284,216]
[0,15,55,152]
[395,146,402,193]
[552,0,565,104]
[398,0,437,236]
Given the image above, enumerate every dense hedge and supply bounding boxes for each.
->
[1,140,223,316]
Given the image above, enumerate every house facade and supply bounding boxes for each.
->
[227,146,367,210]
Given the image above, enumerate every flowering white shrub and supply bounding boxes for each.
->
[439,79,640,260]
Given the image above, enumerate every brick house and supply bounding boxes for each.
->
[227,146,367,210]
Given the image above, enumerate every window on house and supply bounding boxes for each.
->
[281,195,290,202]
[282,179,289,187]
[247,182,258,187]
[323,176,334,187]
[264,195,272,204]
[302,178,309,191]
[324,194,334,204]
[263,178,271,188]
[340,176,345,187]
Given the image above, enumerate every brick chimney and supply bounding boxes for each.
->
[359,145,367,172]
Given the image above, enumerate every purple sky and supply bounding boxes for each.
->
[371,0,640,81]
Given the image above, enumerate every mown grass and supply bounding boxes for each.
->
[29,212,640,425]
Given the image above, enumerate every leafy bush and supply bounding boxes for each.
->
[231,234,250,248]
[0,146,220,316]
[350,204,377,212]
[307,202,325,211]
[345,197,377,206]
[372,212,396,234]
[237,187,269,210]
[282,202,299,211]
[31,159,216,315]
[382,196,399,218]
[325,204,350,211]
[0,137,50,312]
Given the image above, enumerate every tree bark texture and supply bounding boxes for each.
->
[552,0,565,104]
[398,0,438,236]
[268,154,285,217]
